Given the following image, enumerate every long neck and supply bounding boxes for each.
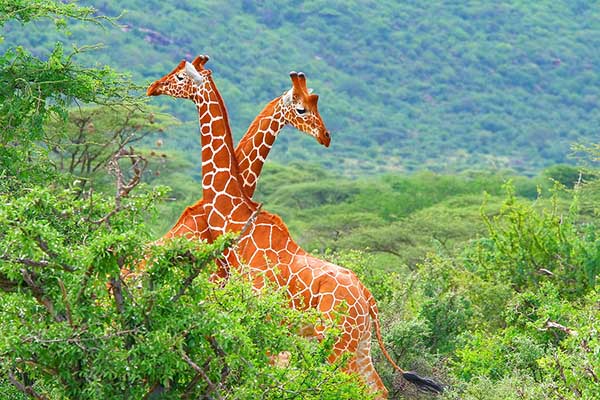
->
[194,81,247,204]
[235,97,285,197]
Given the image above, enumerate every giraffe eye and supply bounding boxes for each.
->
[175,74,184,82]
[296,107,306,115]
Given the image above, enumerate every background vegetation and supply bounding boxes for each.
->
[2,0,599,175]
[1,1,599,399]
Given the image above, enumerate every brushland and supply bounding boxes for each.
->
[1,1,599,399]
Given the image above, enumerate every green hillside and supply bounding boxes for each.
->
[3,0,599,175]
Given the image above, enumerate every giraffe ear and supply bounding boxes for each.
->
[185,62,204,84]
[282,88,293,105]
[308,88,314,94]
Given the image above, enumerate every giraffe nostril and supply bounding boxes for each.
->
[325,131,330,138]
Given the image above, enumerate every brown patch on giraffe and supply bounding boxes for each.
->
[259,119,270,130]
[208,103,221,119]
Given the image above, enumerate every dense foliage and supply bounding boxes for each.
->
[2,1,598,175]
[329,176,600,399]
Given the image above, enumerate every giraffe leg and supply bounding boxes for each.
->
[355,329,388,399]
[329,332,387,400]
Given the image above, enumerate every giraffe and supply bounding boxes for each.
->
[163,55,330,250]
[146,59,443,398]
[236,65,330,196]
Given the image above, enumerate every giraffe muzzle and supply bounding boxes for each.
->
[319,131,331,147]
[146,81,162,96]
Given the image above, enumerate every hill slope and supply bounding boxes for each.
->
[3,1,599,175]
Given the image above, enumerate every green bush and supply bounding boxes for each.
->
[473,183,600,297]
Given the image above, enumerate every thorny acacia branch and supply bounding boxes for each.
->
[93,146,147,225]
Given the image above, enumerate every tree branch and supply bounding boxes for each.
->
[8,369,49,400]
[75,264,95,303]
[235,204,263,244]
[143,383,165,399]
[181,351,224,400]
[543,320,578,336]
[207,335,230,383]
[109,276,136,351]
[20,269,64,322]
[169,251,202,303]
[93,147,147,225]
[32,236,75,272]
[169,243,234,304]
[21,328,139,344]
[1,255,51,269]
[57,279,74,328]
[1,253,75,273]
[182,371,204,400]
[0,271,19,292]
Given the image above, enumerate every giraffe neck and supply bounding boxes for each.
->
[236,97,286,197]
[192,85,246,205]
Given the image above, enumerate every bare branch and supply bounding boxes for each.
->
[553,352,582,397]
[585,365,599,383]
[537,268,555,276]
[170,250,218,303]
[110,277,125,316]
[235,204,263,245]
[182,371,204,400]
[15,358,60,377]
[235,204,263,259]
[75,264,95,303]
[544,320,578,336]
[93,147,147,225]
[0,253,75,273]
[143,383,166,399]
[169,268,199,304]
[1,255,51,268]
[109,276,137,351]
[0,272,19,292]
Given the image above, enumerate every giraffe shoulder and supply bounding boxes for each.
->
[258,210,292,236]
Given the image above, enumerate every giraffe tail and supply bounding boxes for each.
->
[367,292,444,394]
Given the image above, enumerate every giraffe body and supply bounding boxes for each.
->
[147,59,442,398]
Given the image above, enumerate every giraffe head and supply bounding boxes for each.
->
[280,72,331,147]
[146,56,210,98]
